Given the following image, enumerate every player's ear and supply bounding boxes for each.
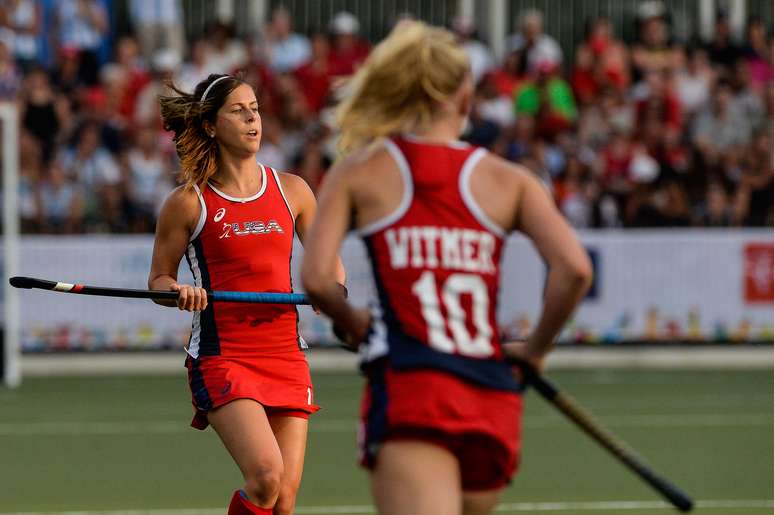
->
[202,120,215,138]
[457,76,474,118]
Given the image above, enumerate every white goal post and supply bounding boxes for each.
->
[2,102,19,387]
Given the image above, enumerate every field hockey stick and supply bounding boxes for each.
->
[512,358,694,512]
[9,276,310,305]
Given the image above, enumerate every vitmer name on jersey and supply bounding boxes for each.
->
[384,226,496,274]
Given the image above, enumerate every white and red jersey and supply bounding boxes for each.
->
[360,136,520,392]
[185,164,301,358]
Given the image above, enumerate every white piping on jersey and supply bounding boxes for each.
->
[358,139,414,237]
[185,242,203,358]
[403,133,471,150]
[207,164,268,203]
[189,184,207,242]
[270,167,296,226]
[458,148,507,238]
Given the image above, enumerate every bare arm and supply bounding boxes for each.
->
[281,172,346,285]
[148,187,208,311]
[507,170,593,370]
[300,160,368,346]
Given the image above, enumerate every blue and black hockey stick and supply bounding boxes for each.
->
[9,276,310,305]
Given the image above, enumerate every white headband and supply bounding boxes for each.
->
[200,76,230,102]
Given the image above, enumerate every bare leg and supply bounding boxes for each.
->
[463,490,502,515]
[371,440,462,515]
[268,415,309,515]
[208,399,283,508]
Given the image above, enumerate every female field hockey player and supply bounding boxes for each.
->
[149,74,345,515]
[301,22,592,515]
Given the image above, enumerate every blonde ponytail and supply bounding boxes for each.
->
[335,21,470,154]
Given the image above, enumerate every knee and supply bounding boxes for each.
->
[243,464,284,507]
[272,483,300,515]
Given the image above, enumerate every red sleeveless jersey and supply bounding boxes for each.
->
[360,136,520,392]
[185,164,300,358]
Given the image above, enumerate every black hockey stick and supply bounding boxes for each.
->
[9,276,310,305]
[513,359,693,512]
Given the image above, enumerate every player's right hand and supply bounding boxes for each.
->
[502,339,547,374]
[170,283,208,312]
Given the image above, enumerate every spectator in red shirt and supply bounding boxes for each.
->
[635,69,682,131]
[485,39,526,98]
[293,32,334,113]
[328,11,370,77]
[573,17,630,104]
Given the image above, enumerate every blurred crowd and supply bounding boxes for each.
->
[9,0,774,233]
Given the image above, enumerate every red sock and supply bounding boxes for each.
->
[227,490,273,515]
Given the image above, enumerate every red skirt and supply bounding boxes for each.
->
[185,351,320,429]
[359,364,522,491]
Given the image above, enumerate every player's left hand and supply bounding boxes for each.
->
[336,307,371,352]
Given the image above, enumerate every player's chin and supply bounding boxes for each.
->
[240,139,261,153]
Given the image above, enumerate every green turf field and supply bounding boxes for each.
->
[1,368,773,514]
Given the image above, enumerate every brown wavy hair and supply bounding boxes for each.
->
[158,74,247,188]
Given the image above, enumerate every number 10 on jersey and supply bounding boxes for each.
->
[411,271,495,358]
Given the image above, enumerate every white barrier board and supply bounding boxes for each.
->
[11,230,774,351]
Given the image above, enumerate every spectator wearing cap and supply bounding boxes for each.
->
[505,9,562,75]
[264,6,311,74]
[2,0,42,71]
[631,1,678,78]
[53,0,109,85]
[450,15,494,84]
[329,11,370,77]
[128,0,184,63]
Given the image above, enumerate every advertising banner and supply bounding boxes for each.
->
[13,230,774,352]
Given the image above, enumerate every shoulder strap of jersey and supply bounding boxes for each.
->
[267,165,296,223]
[458,148,507,238]
[190,183,207,242]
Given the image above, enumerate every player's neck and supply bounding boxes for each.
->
[213,153,261,193]
[410,117,464,144]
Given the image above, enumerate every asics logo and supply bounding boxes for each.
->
[214,208,226,222]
